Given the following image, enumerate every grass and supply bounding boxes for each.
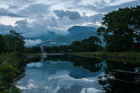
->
[67,51,140,63]
[68,52,140,59]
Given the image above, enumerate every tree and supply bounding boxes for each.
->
[0,34,5,53]
[97,6,140,52]
[88,36,102,52]
[71,41,82,52]
[9,30,25,52]
[3,35,15,52]
[81,39,89,52]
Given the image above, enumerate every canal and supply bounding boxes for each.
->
[16,54,140,93]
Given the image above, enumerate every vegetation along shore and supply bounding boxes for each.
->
[67,52,140,62]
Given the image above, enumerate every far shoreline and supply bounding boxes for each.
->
[66,52,140,63]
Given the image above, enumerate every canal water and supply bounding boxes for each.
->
[16,55,140,93]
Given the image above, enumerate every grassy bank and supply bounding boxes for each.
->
[67,52,140,60]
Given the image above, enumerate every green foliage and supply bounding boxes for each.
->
[0,34,6,54]
[68,36,104,52]
[97,6,140,52]
[0,61,21,93]
[40,36,104,53]
[0,53,19,68]
[0,30,25,53]
[25,46,41,53]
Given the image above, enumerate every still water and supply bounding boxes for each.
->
[16,55,140,93]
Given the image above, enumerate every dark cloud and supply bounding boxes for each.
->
[73,0,82,3]
[0,8,25,17]
[53,10,81,20]
[74,0,139,14]
[32,15,58,28]
[47,17,58,27]
[109,0,116,3]
[97,0,140,13]
[0,20,29,34]
[5,0,34,4]
[18,4,51,16]
[65,11,81,20]
[9,5,20,9]
[15,20,29,29]
[53,10,65,18]
[0,24,14,34]
[91,14,103,22]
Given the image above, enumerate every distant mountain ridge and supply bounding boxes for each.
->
[67,26,97,36]
[35,26,105,47]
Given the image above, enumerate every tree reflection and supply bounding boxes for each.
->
[14,57,41,82]
[67,56,104,73]
[43,55,104,73]
[98,60,140,93]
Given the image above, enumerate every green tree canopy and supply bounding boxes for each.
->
[97,6,140,52]
[0,34,5,53]
[2,30,25,53]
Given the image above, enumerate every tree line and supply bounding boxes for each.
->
[0,30,103,54]
[0,30,41,54]
[44,36,104,53]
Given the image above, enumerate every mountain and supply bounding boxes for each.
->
[42,26,101,46]
[67,26,97,36]
[35,26,105,47]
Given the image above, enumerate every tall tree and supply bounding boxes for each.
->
[88,36,102,52]
[97,6,140,52]
[10,30,25,52]
[0,34,5,53]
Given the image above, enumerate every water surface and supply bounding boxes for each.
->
[16,55,140,93]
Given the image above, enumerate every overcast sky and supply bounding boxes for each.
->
[0,0,139,46]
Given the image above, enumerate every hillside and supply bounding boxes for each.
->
[35,26,105,47]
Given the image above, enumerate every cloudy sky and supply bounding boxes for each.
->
[0,0,139,46]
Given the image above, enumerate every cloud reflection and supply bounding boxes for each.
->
[17,60,105,93]
[27,62,42,67]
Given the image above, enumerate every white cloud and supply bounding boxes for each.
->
[24,39,42,47]
[27,62,42,67]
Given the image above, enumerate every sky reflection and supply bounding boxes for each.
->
[17,60,105,93]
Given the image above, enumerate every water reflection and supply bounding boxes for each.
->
[17,55,140,93]
[16,55,105,93]
[98,60,140,93]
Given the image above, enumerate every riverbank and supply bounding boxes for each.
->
[0,53,23,93]
[67,52,140,62]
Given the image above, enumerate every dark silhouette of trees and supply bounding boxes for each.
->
[43,36,104,53]
[0,30,25,53]
[97,6,140,52]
